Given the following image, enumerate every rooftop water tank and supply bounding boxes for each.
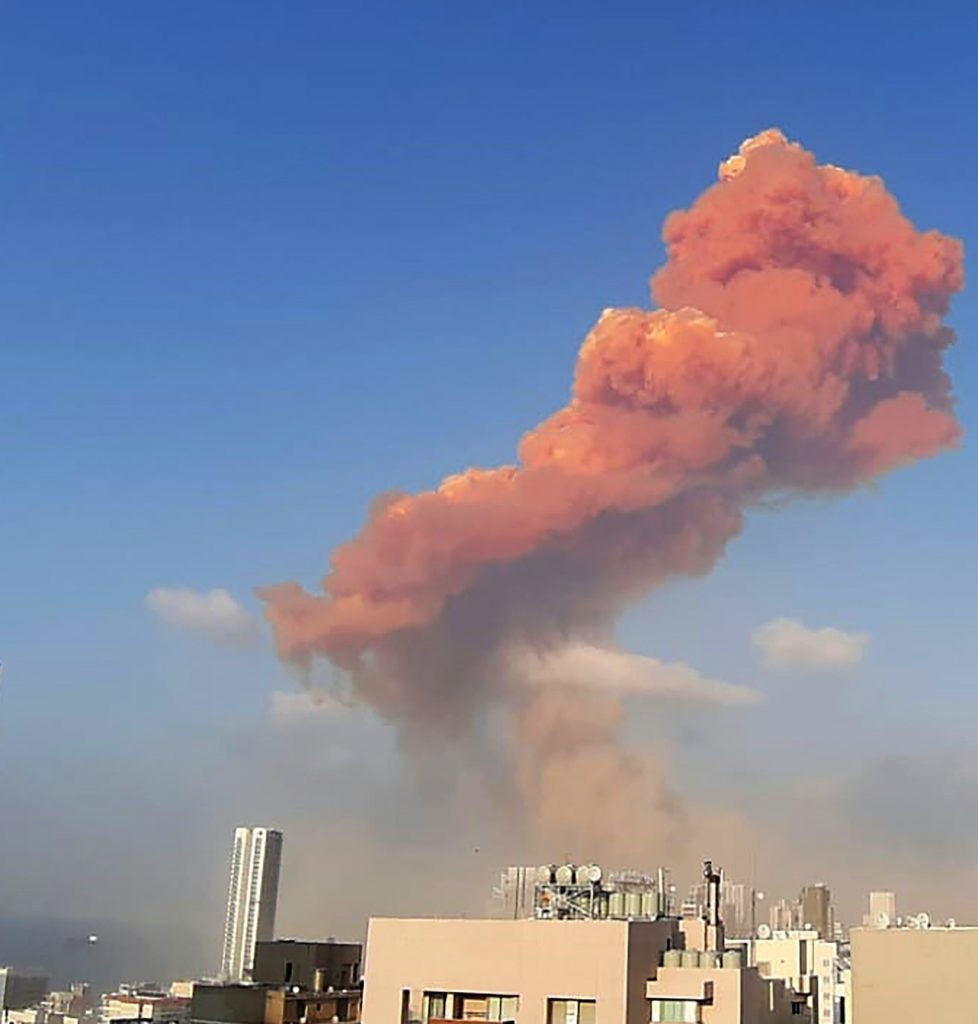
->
[640,891,656,918]
[723,950,744,969]
[663,949,683,967]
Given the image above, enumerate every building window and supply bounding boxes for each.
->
[284,963,294,984]
[486,995,519,1020]
[791,1004,804,1016]
[423,993,447,1020]
[650,1000,700,1023]
[549,999,596,1024]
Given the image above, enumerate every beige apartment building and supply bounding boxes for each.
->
[745,932,840,1024]
[361,916,809,1024]
[850,924,978,1023]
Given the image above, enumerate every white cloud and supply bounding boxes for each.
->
[753,617,868,672]
[145,587,258,645]
[510,642,759,705]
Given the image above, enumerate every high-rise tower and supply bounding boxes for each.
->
[220,827,283,980]
[799,882,832,940]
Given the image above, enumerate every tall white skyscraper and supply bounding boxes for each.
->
[220,826,283,981]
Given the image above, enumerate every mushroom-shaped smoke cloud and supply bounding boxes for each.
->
[259,130,963,858]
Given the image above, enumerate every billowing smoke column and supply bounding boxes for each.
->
[260,131,962,852]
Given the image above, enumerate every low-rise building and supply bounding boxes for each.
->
[190,984,266,1024]
[44,984,96,1019]
[252,940,361,991]
[100,987,190,1024]
[361,915,810,1023]
[191,941,363,1024]
[647,951,804,1024]
[3,1010,42,1024]
[850,924,978,1023]
[190,983,359,1024]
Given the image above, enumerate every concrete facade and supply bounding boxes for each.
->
[647,963,803,1024]
[749,932,840,1024]
[362,917,810,1024]
[362,918,674,1024]
[221,828,284,981]
[191,985,266,1024]
[850,925,978,1023]
[798,888,831,941]
[100,990,190,1024]
[252,940,361,991]
[863,892,896,929]
[190,984,359,1024]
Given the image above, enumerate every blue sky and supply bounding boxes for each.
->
[1,0,977,963]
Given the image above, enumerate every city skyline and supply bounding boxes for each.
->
[0,833,966,1024]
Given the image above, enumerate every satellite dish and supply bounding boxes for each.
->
[946,918,957,929]
[918,913,931,929]
[555,864,576,886]
[757,924,772,939]
[874,912,890,930]
[575,864,602,885]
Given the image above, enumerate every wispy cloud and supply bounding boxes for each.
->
[145,587,258,645]
[753,617,867,671]
[510,642,759,705]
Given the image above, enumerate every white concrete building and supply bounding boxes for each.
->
[747,931,843,1024]
[864,891,896,928]
[219,826,283,981]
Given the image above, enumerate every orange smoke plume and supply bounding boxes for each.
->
[260,130,963,727]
